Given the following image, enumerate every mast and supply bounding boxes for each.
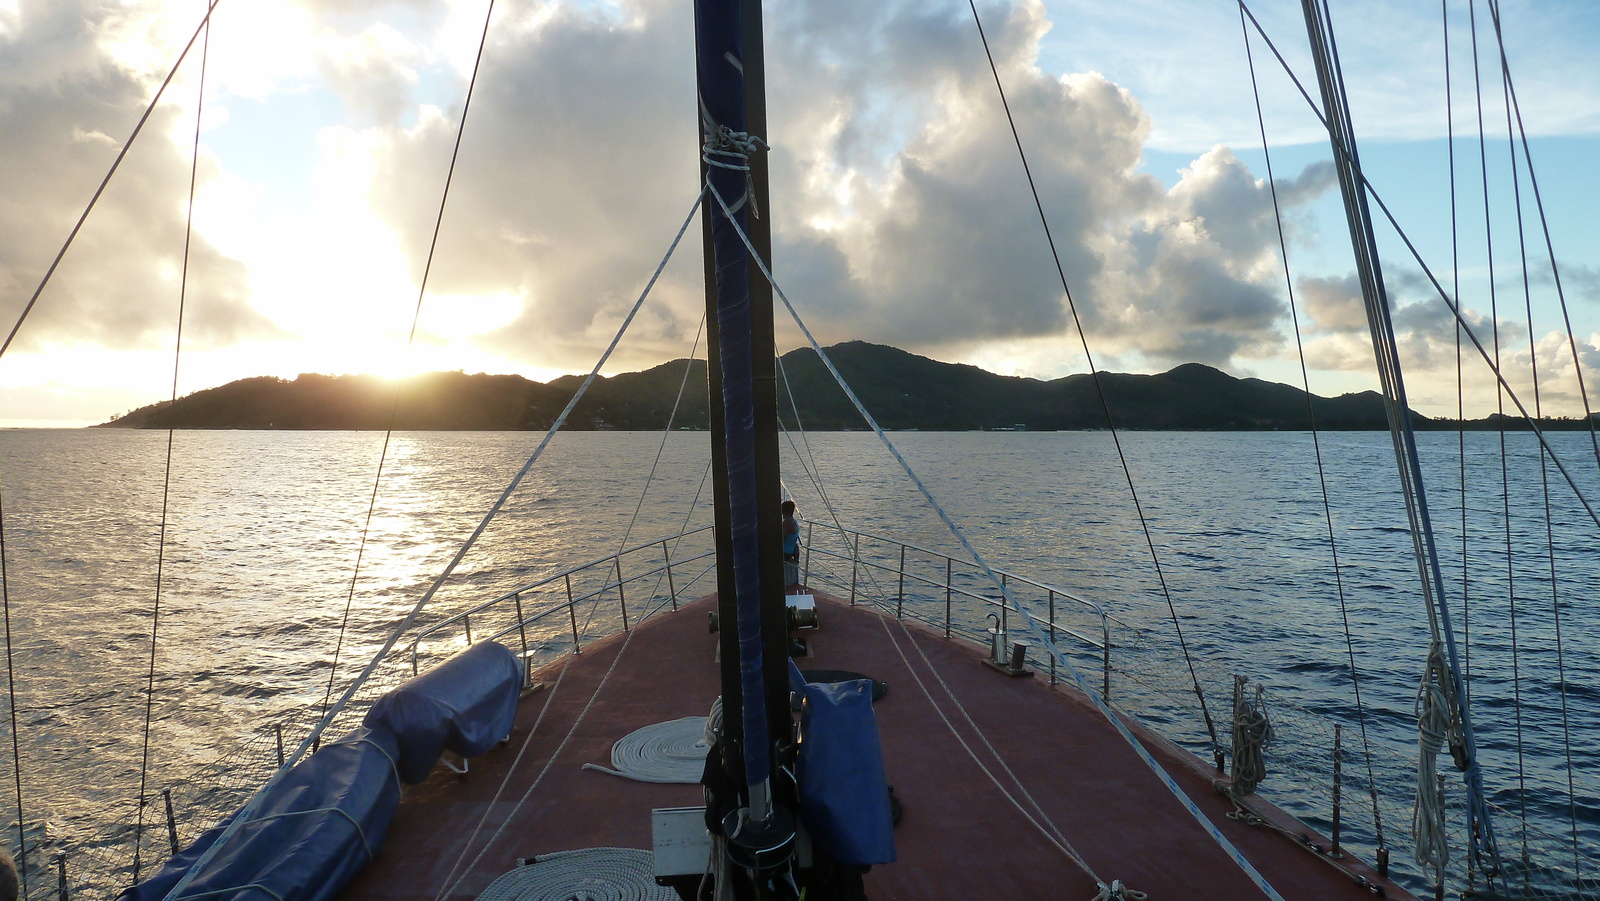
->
[1299,0,1499,881]
[694,0,794,874]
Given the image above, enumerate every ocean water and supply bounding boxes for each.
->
[0,428,1595,896]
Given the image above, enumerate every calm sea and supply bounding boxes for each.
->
[0,429,1594,894]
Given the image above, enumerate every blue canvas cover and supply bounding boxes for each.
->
[119,726,403,901]
[363,639,521,784]
[795,679,896,865]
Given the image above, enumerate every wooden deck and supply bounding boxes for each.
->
[340,591,1412,901]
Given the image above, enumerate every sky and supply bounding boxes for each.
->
[1,0,1598,426]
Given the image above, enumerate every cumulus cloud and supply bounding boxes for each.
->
[339,0,1338,373]
[0,0,1345,388]
[0,0,283,353]
[1295,259,1600,417]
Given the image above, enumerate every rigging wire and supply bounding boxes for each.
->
[155,189,705,901]
[1494,0,1538,869]
[430,321,708,901]
[1485,0,1584,872]
[773,353,857,574]
[1237,3,1600,538]
[771,348,1100,885]
[0,495,25,899]
[1301,0,1504,879]
[133,6,211,882]
[1444,0,1473,724]
[963,0,1224,770]
[318,0,501,729]
[0,0,225,363]
[1237,1,1384,854]
[615,316,707,558]
[1467,0,1529,874]
[710,181,1289,901]
[1482,4,1600,477]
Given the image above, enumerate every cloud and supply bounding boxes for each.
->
[0,0,1359,390]
[335,0,1337,373]
[315,22,422,126]
[1300,274,1366,333]
[0,0,283,353]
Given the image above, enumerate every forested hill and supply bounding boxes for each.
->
[101,341,1435,431]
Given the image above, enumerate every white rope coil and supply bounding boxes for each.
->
[478,848,677,901]
[1413,640,1452,877]
[1091,880,1149,901]
[582,716,709,783]
[700,121,767,216]
[701,124,767,171]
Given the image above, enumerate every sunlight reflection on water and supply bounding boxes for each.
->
[0,427,1594,892]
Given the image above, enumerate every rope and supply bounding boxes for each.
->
[1238,2,1600,542]
[1444,0,1473,736]
[0,490,26,897]
[870,608,1099,879]
[617,320,704,556]
[1228,678,1271,798]
[709,183,1285,901]
[432,526,685,901]
[1467,0,1530,874]
[771,273,1099,883]
[1483,3,1600,477]
[321,0,501,730]
[430,238,709,899]
[476,848,676,901]
[774,354,862,585]
[160,189,704,901]
[432,630,638,900]
[1299,0,1502,878]
[962,0,1224,771]
[1238,3,1384,847]
[1494,0,1542,866]
[700,122,767,217]
[0,0,226,363]
[1414,640,1454,881]
[1090,881,1148,901]
[582,717,709,784]
[134,12,211,881]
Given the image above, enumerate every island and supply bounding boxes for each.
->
[99,342,1591,432]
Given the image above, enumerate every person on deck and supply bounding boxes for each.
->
[781,500,800,588]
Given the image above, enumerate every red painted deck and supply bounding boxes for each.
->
[339,591,1412,901]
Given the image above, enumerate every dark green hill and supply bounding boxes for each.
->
[103,342,1424,431]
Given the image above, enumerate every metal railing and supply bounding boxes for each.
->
[799,521,1116,697]
[405,526,717,674]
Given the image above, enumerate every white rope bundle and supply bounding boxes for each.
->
[1413,640,1453,877]
[478,848,676,901]
[583,716,710,783]
[1091,880,1149,901]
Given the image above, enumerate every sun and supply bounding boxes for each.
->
[362,353,437,382]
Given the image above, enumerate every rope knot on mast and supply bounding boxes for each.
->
[701,123,768,216]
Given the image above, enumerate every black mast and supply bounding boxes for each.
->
[694,0,794,879]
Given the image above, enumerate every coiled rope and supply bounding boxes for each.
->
[477,848,676,901]
[1229,677,1272,798]
[1091,880,1149,901]
[582,717,709,784]
[1414,640,1455,880]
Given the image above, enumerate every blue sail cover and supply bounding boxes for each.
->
[119,726,403,901]
[795,679,896,865]
[695,0,772,792]
[363,639,521,784]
